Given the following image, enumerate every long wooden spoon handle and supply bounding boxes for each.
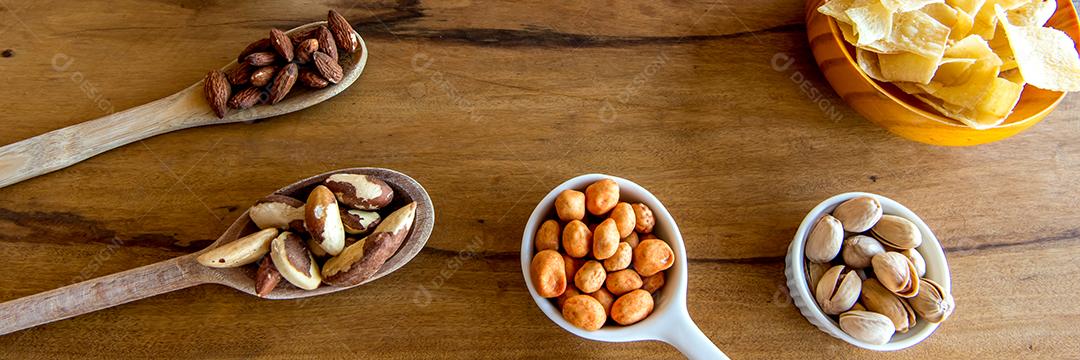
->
[0,84,216,189]
[0,254,208,336]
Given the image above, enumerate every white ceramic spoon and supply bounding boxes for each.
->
[521,174,729,360]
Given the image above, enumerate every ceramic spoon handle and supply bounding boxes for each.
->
[662,312,730,360]
[0,254,207,336]
[0,85,215,189]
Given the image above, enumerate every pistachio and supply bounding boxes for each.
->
[832,196,883,232]
[908,278,955,323]
[900,248,926,278]
[871,252,920,298]
[805,215,844,263]
[860,278,916,333]
[815,265,862,315]
[839,310,895,345]
[248,195,306,232]
[842,235,885,269]
[340,208,381,235]
[305,185,346,256]
[269,232,322,290]
[805,261,831,290]
[196,228,279,268]
[871,215,922,250]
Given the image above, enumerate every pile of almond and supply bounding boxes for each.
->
[196,173,416,296]
[202,10,361,118]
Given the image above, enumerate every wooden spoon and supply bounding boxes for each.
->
[0,168,433,336]
[0,21,369,189]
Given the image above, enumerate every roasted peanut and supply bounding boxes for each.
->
[623,232,640,248]
[530,250,567,298]
[632,203,655,233]
[557,286,582,308]
[574,260,607,293]
[593,218,620,260]
[633,239,675,277]
[555,190,586,221]
[590,288,615,314]
[585,179,619,216]
[536,219,561,252]
[641,272,665,293]
[640,232,658,241]
[611,289,654,325]
[562,295,606,331]
[563,254,583,281]
[605,269,643,296]
[610,202,636,238]
[603,242,633,271]
[562,220,592,258]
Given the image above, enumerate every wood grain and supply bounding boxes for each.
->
[0,0,1078,358]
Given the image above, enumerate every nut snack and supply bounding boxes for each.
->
[196,172,415,296]
[202,10,362,118]
[528,178,673,330]
[803,196,954,345]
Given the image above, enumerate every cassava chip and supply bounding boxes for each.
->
[846,3,895,45]
[819,0,863,24]
[881,0,944,12]
[856,48,889,81]
[945,0,987,14]
[887,10,951,58]
[997,6,1080,91]
[921,2,959,27]
[950,7,976,39]
[976,77,1023,116]
[934,57,978,85]
[879,52,941,84]
[1006,0,1056,27]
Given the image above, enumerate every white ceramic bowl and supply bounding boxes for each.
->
[785,192,952,351]
[521,174,728,359]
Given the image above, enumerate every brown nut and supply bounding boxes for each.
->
[315,26,338,61]
[611,289,654,325]
[250,65,277,87]
[585,179,619,216]
[530,250,567,298]
[298,68,330,89]
[249,195,306,232]
[269,28,294,62]
[605,269,643,296]
[590,288,615,315]
[269,232,321,290]
[631,203,655,233]
[237,38,271,63]
[623,232,641,248]
[227,62,255,86]
[295,38,319,64]
[641,272,665,293]
[610,202,637,238]
[254,256,281,297]
[574,261,607,293]
[563,254,583,281]
[306,237,328,258]
[245,51,277,66]
[640,232,658,241]
[557,286,582,308]
[305,185,346,256]
[593,218,620,260]
[228,86,263,110]
[340,208,381,235]
[327,9,359,53]
[196,227,279,268]
[561,295,606,331]
[323,174,394,210]
[603,242,633,272]
[203,70,230,119]
[322,202,417,286]
[555,190,586,221]
[633,239,675,277]
[267,62,297,104]
[536,219,561,252]
[562,220,592,258]
[313,51,344,84]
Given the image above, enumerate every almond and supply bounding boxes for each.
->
[289,27,318,45]
[315,26,338,61]
[268,63,298,104]
[228,86,264,109]
[237,38,271,63]
[245,51,277,66]
[226,62,255,86]
[295,38,319,64]
[203,70,231,118]
[298,68,330,89]
[327,10,358,53]
[269,28,294,62]
[313,52,343,84]
[250,65,277,87]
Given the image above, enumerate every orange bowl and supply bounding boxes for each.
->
[805,0,1080,146]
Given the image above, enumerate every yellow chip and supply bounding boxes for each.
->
[818,0,860,24]
[924,53,1001,108]
[886,10,951,58]
[934,57,978,85]
[997,5,1080,91]
[914,93,1007,129]
[894,81,927,94]
[846,3,895,45]
[881,0,944,12]
[1000,68,1024,83]
[950,8,976,39]
[856,48,889,81]
[1006,0,1055,27]
[921,3,959,27]
[945,35,1002,64]
[879,52,941,84]
[976,77,1024,117]
[945,0,986,14]
[970,3,999,39]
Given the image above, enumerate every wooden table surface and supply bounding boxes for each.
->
[2,0,1079,358]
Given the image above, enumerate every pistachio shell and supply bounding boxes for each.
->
[815,265,862,315]
[871,215,922,250]
[871,252,920,298]
[861,278,916,333]
[805,261,831,291]
[832,197,883,232]
[901,248,926,278]
[805,215,844,263]
[908,278,955,323]
[842,235,885,269]
[839,310,895,345]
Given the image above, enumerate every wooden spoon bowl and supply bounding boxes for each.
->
[0,21,369,188]
[0,167,433,335]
